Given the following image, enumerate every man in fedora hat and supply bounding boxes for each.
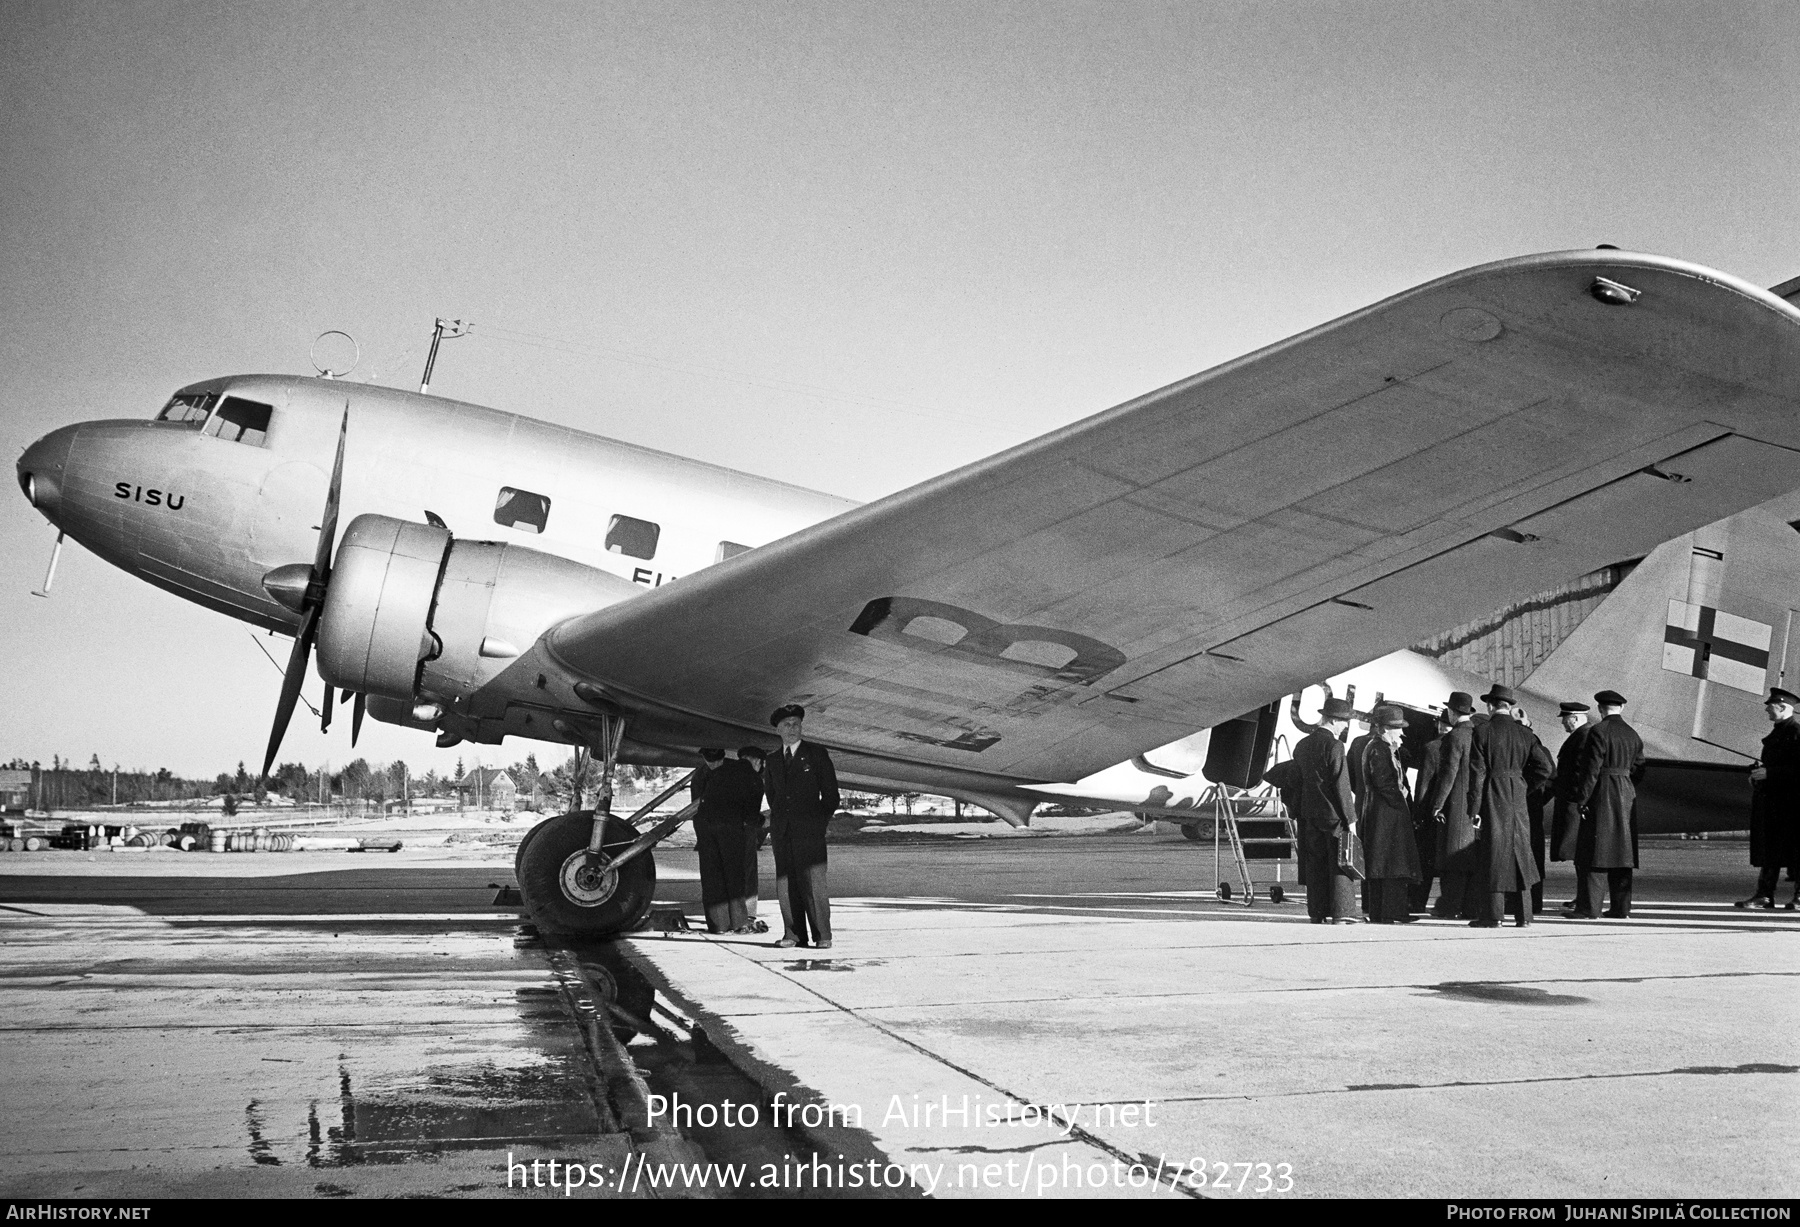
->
[1468,685,1551,927]
[1740,688,1800,909]
[1571,690,1645,919]
[1425,692,1480,918]
[1551,702,1597,915]
[1293,696,1361,923]
[1408,709,1455,911]
[1357,705,1421,921]
[761,704,839,947]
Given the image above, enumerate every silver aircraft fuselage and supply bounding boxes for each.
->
[18,375,853,632]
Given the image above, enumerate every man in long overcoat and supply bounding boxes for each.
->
[1740,688,1800,909]
[1293,696,1360,923]
[1426,692,1479,918]
[1357,706,1421,921]
[1408,712,1453,911]
[1517,707,1557,915]
[1468,685,1550,927]
[1572,690,1646,919]
[691,748,763,933]
[1551,702,1595,914]
[762,704,840,948]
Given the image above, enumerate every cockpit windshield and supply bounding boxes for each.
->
[157,391,218,426]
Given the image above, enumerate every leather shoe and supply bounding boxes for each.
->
[813,939,833,949]
[773,936,802,948]
[1468,920,1500,928]
[1734,895,1775,910]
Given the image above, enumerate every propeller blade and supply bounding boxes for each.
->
[351,692,366,746]
[261,606,318,780]
[321,681,334,733]
[313,408,348,584]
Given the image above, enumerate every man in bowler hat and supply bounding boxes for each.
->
[1293,696,1361,923]
[1468,685,1551,927]
[1571,690,1645,918]
[761,704,839,947]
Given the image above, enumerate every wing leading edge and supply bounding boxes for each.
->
[546,250,1800,782]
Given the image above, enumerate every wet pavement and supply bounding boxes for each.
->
[2,835,1794,1198]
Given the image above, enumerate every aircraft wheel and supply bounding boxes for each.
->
[1181,823,1206,842]
[518,811,656,938]
[1269,884,1286,904]
[512,812,554,883]
[1217,881,1233,900]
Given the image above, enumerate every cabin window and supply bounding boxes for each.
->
[202,396,273,446]
[606,514,660,560]
[494,487,551,534]
[157,391,217,427]
[716,541,751,562]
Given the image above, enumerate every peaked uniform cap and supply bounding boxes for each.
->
[1558,702,1591,714]
[769,704,807,727]
[1593,690,1627,706]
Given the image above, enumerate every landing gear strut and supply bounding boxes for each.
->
[515,712,699,938]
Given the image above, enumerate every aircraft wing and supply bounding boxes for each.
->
[546,250,1800,782]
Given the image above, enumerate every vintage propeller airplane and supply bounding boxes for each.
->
[18,249,1800,934]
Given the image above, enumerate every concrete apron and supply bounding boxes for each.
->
[621,898,1800,1199]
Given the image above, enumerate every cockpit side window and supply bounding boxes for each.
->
[202,396,273,446]
[157,391,218,427]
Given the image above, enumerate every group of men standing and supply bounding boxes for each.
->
[1288,687,1646,925]
[689,703,840,949]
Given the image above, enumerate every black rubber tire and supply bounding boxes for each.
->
[512,811,557,883]
[1217,880,1233,900]
[518,811,656,937]
[1269,884,1286,904]
[1180,822,1206,842]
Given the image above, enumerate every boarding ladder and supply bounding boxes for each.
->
[1210,735,1298,906]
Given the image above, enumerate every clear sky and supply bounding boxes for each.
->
[3,0,1797,779]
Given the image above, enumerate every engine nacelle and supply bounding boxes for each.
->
[317,513,637,703]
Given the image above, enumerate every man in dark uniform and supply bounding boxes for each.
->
[1551,702,1595,915]
[1468,686,1551,927]
[1572,690,1646,919]
[1293,697,1360,924]
[1739,688,1800,910]
[691,749,762,933]
[1427,692,1480,918]
[761,704,839,948]
[1515,706,1557,915]
[1408,711,1453,911]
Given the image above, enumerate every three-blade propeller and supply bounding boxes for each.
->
[260,410,347,780]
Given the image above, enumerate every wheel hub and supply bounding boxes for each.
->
[559,850,620,907]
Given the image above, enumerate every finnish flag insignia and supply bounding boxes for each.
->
[1663,600,1771,693]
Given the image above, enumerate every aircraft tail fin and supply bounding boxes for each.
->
[1521,491,1800,762]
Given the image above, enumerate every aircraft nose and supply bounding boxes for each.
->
[17,423,77,515]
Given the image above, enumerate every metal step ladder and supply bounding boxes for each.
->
[1211,736,1299,906]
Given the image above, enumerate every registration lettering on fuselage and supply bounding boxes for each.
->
[114,481,185,510]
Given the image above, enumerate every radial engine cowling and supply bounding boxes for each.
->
[316,516,451,700]
[315,513,639,706]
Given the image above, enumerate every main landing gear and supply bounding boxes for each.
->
[514,712,700,938]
